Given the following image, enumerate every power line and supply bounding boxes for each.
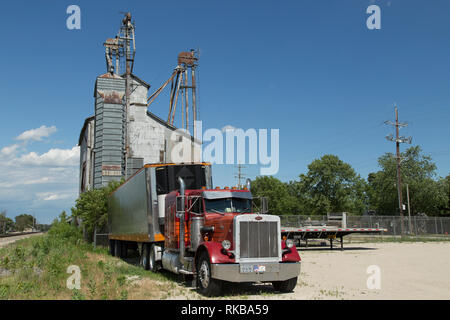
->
[384,105,412,235]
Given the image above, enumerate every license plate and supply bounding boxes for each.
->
[240,264,266,273]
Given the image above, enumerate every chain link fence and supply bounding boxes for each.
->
[280,215,450,236]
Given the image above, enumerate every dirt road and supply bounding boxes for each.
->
[0,233,42,248]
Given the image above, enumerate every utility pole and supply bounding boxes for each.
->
[235,162,247,188]
[385,105,412,236]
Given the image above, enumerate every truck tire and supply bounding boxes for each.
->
[272,277,298,293]
[149,244,161,272]
[196,252,222,297]
[140,244,150,270]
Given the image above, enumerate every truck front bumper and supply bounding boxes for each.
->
[210,262,301,283]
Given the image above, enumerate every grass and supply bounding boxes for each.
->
[0,222,188,300]
[0,221,301,300]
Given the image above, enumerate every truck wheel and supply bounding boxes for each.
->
[114,240,122,258]
[196,252,222,296]
[272,277,298,293]
[140,244,150,270]
[149,244,161,272]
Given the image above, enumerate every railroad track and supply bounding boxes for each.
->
[0,231,42,238]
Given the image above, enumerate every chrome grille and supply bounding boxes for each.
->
[239,221,278,259]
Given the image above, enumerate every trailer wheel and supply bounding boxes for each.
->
[272,277,298,293]
[149,244,161,272]
[121,242,128,258]
[114,240,122,258]
[109,240,115,256]
[140,244,150,270]
[196,252,222,296]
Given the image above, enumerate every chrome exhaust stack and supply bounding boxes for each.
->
[178,176,186,265]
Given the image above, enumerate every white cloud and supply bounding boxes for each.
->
[0,177,51,188]
[14,146,80,167]
[37,192,73,201]
[1,144,19,156]
[15,125,57,142]
[0,125,79,224]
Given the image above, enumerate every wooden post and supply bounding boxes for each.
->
[93,225,97,249]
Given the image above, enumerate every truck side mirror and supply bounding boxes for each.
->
[261,197,269,214]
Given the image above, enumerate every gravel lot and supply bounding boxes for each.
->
[270,241,450,300]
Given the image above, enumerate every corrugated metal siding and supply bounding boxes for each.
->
[93,77,126,189]
[126,157,144,178]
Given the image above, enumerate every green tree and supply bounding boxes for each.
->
[14,214,35,231]
[71,180,123,233]
[367,146,447,216]
[438,175,450,215]
[298,154,367,215]
[0,210,15,233]
[251,176,301,215]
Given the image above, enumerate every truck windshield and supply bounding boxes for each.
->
[204,198,251,214]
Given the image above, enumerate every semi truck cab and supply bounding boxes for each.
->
[162,180,301,296]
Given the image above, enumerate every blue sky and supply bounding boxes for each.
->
[0,0,449,224]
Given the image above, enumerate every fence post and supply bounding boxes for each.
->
[440,218,444,235]
[435,217,438,235]
[414,216,418,235]
[93,225,97,249]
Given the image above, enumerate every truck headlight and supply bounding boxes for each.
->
[222,240,231,250]
[286,239,294,248]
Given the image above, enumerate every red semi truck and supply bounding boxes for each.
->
[108,163,301,296]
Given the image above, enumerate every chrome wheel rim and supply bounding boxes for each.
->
[199,261,210,288]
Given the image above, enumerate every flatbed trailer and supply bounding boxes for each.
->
[281,226,387,250]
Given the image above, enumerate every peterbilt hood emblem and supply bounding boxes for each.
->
[255,216,263,220]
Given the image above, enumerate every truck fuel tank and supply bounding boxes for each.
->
[189,216,204,252]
